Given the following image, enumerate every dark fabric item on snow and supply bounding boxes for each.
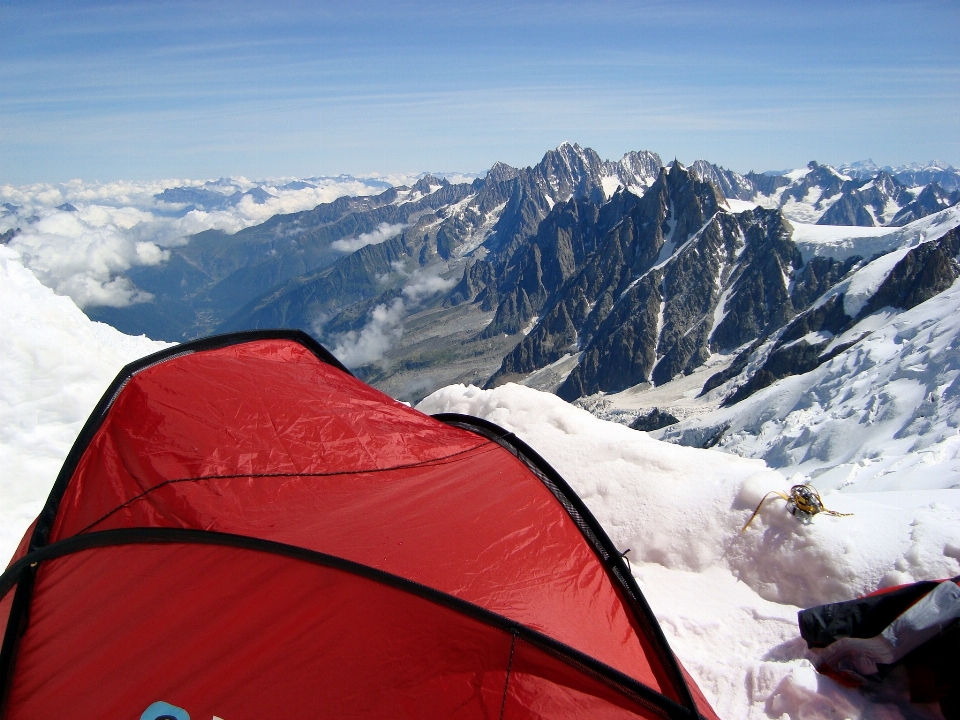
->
[0,330,720,720]
[799,579,946,648]
[900,621,960,715]
[801,577,960,718]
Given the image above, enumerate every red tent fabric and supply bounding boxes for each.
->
[0,331,719,719]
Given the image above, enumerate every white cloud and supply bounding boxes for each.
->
[401,269,457,303]
[0,175,391,309]
[331,222,407,253]
[332,298,405,367]
[8,209,168,308]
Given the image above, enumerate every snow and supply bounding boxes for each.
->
[662,276,960,496]
[600,175,622,200]
[725,198,760,213]
[418,383,960,719]
[0,246,171,556]
[789,205,960,263]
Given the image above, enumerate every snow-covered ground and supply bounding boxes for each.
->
[653,206,960,497]
[660,276,960,496]
[3,240,958,718]
[0,246,171,554]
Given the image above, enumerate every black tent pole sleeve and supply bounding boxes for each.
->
[432,412,702,718]
[0,527,699,720]
[28,330,351,554]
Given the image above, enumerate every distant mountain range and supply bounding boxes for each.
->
[82,144,960,411]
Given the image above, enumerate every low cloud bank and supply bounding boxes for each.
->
[401,268,457,302]
[331,222,407,253]
[329,267,458,367]
[333,298,406,367]
[1,176,389,309]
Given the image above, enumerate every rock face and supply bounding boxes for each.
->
[782,161,849,206]
[816,171,912,227]
[890,183,960,226]
[89,178,476,340]
[75,142,960,408]
[486,163,817,400]
[858,228,960,315]
[218,143,664,337]
[690,161,758,200]
[630,408,679,431]
[707,227,960,405]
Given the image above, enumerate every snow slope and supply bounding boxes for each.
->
[790,204,960,263]
[651,205,960,497]
[662,275,960,496]
[418,383,960,720]
[0,246,171,555]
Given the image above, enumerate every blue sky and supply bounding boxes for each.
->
[2,0,958,183]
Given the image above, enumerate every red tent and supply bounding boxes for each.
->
[0,331,719,719]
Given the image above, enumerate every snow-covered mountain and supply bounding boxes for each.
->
[4,144,959,417]
[690,159,960,227]
[838,159,960,192]
[655,207,960,490]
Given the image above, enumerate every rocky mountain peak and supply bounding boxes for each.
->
[410,175,447,194]
[485,161,520,184]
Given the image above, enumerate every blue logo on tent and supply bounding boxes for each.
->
[141,701,190,720]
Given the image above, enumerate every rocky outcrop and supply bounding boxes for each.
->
[817,192,877,226]
[744,171,791,196]
[480,192,639,337]
[817,171,912,226]
[220,233,412,331]
[712,228,960,406]
[890,183,960,226]
[720,295,850,405]
[691,161,757,200]
[446,260,496,306]
[219,144,662,342]
[486,163,820,400]
[708,210,801,350]
[781,161,848,206]
[857,228,960,316]
[630,408,679,431]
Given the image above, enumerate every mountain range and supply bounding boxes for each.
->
[83,144,960,415]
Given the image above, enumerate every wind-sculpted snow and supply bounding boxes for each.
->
[0,246,171,556]
[418,382,960,719]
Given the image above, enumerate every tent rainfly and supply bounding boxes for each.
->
[0,331,720,719]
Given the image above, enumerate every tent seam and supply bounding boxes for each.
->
[72,442,499,536]
[499,631,517,720]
